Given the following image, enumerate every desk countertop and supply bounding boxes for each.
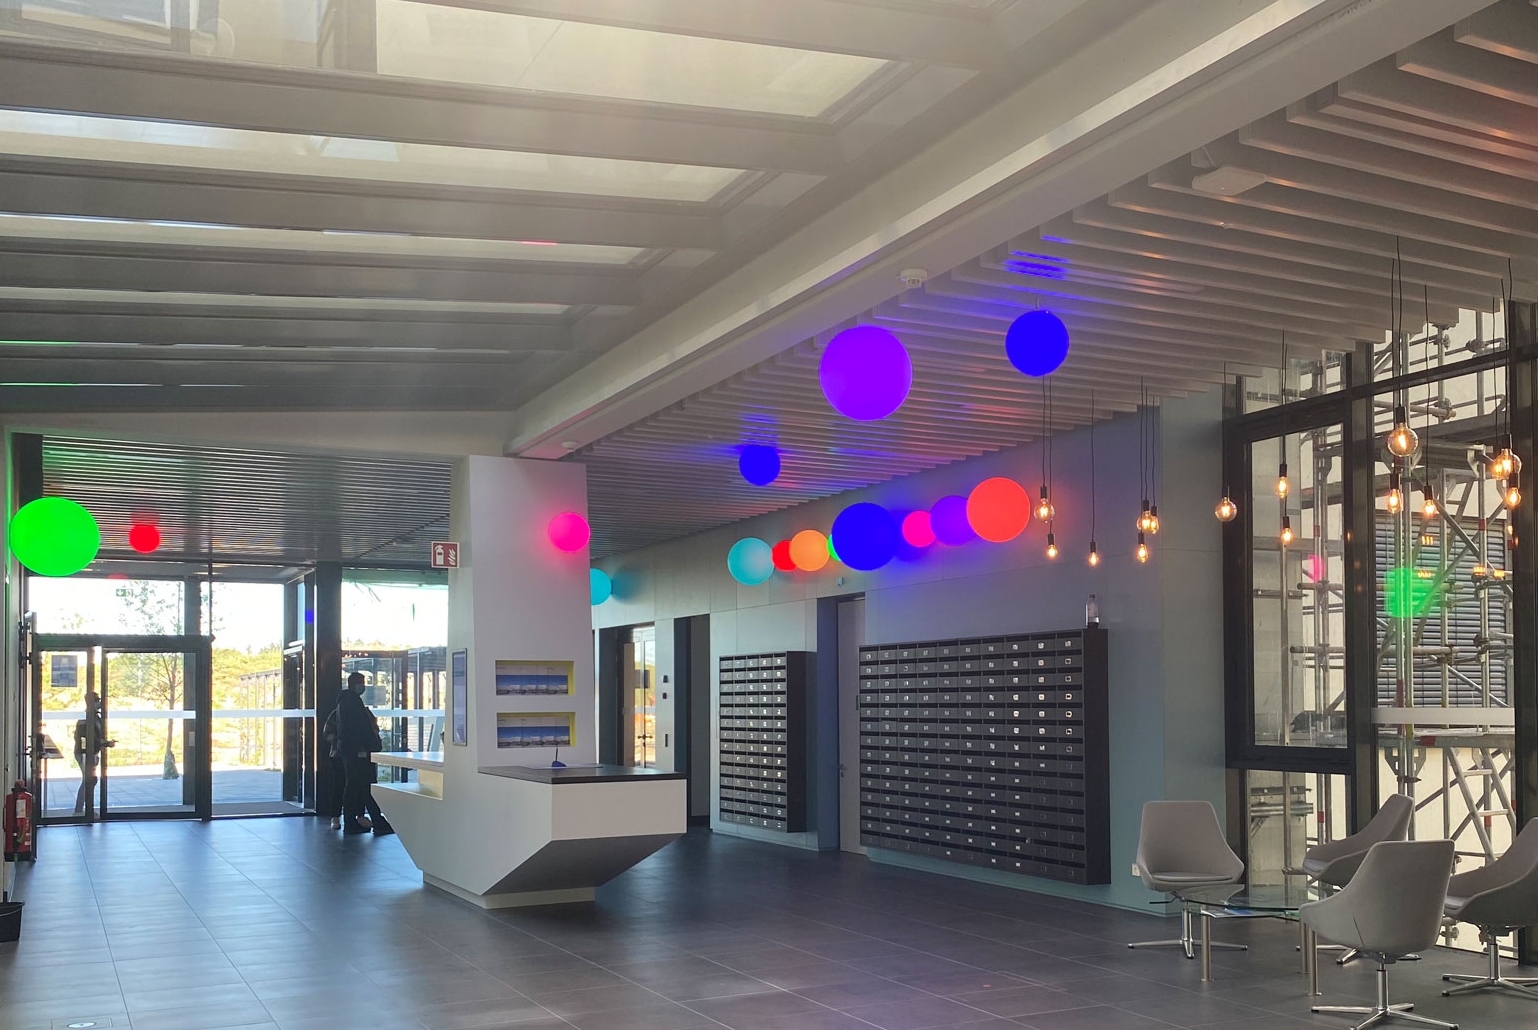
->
[478,764,686,785]
[373,751,445,771]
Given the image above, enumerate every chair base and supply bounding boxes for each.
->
[1442,936,1538,1001]
[1313,964,1457,1030]
[1128,902,1247,959]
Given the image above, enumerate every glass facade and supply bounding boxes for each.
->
[1226,301,1538,958]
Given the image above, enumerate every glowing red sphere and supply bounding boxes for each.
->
[547,511,591,552]
[967,477,1031,543]
[901,511,936,548]
[128,523,161,554]
[771,540,796,572]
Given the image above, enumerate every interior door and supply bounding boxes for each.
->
[838,598,866,854]
[32,647,97,822]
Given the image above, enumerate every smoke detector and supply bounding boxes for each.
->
[898,268,930,290]
[1191,165,1267,196]
[560,440,580,453]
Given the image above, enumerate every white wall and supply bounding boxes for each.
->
[593,389,1227,909]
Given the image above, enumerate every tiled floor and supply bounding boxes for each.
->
[1,821,1531,1030]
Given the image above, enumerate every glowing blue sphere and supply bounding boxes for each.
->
[819,326,912,421]
[931,494,977,546]
[738,444,781,486]
[727,537,775,586]
[590,568,613,605]
[830,503,900,572]
[1005,310,1070,377]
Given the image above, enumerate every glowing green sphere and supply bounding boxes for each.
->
[8,497,100,576]
[1384,566,1435,620]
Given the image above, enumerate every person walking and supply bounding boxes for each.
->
[336,672,393,836]
[73,689,113,815]
[319,705,347,830]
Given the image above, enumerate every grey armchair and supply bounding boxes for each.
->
[1301,839,1457,1030]
[1441,817,1538,1001]
[1304,794,1414,965]
[1128,800,1247,959]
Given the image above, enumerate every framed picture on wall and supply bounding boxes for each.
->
[450,648,468,747]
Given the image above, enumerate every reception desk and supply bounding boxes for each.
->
[372,753,686,908]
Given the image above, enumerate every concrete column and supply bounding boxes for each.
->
[312,561,342,816]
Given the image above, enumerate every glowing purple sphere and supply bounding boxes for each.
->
[819,326,913,421]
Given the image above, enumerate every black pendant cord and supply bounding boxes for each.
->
[1090,390,1097,542]
[1047,377,1054,515]
[1041,377,1049,493]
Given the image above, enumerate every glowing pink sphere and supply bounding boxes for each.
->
[1304,553,1326,583]
[901,511,936,548]
[547,511,591,552]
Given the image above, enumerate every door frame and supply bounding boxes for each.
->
[30,632,214,823]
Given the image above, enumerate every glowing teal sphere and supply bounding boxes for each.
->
[727,538,774,586]
[590,568,613,605]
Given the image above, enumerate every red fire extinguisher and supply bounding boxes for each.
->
[4,781,34,863]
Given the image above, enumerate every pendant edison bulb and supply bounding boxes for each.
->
[1215,496,1238,522]
[1506,483,1522,509]
[1387,408,1419,458]
[1147,505,1160,535]
[1046,533,1058,560]
[1386,486,1402,514]
[1036,487,1055,522]
[1087,541,1100,567]
[1276,462,1290,499]
[1491,448,1523,482]
[1135,532,1149,563]
[1422,489,1438,519]
[1136,502,1154,533]
[1280,516,1294,545]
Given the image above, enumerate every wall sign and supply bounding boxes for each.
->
[431,541,460,569]
[50,653,78,688]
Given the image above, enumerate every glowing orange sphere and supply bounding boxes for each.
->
[966,477,1031,543]
[789,529,830,571]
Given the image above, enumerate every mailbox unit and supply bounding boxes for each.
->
[857,626,1109,885]
[718,651,810,833]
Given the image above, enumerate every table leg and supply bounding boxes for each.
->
[1299,918,1308,974]
[1201,910,1213,982]
[1305,925,1320,997]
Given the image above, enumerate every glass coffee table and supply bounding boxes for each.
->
[1181,880,1325,993]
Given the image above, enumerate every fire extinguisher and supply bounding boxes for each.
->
[4,781,34,863]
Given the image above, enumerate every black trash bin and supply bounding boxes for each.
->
[0,901,22,943]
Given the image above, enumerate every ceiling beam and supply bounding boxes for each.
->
[1338,58,1538,148]
[411,0,1001,68]
[0,247,641,307]
[0,39,840,174]
[1454,0,1538,63]
[0,165,724,250]
[0,356,519,388]
[0,313,575,351]
[0,384,519,412]
[1396,29,1538,106]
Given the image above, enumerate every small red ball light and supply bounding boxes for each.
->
[128,523,161,554]
[771,540,796,572]
[901,511,935,548]
[966,477,1031,543]
[547,511,591,553]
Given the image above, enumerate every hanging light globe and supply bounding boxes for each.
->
[1386,406,1419,458]
[1490,447,1522,482]
[1215,496,1238,523]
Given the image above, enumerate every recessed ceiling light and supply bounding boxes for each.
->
[1191,165,1267,195]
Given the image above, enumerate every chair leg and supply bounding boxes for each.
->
[1127,901,1246,958]
[1441,934,1538,1001]
[1314,964,1457,1030]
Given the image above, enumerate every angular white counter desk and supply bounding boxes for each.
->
[372,753,686,908]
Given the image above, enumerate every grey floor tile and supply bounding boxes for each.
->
[1018,1005,1180,1030]
[948,985,1093,1018]
[562,999,715,1030]
[841,994,1007,1030]
[415,993,558,1029]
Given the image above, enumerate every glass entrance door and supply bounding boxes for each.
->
[31,634,213,823]
[621,627,656,767]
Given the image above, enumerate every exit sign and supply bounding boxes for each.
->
[431,541,460,569]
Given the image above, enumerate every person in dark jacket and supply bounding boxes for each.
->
[320,706,346,830]
[336,672,393,836]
